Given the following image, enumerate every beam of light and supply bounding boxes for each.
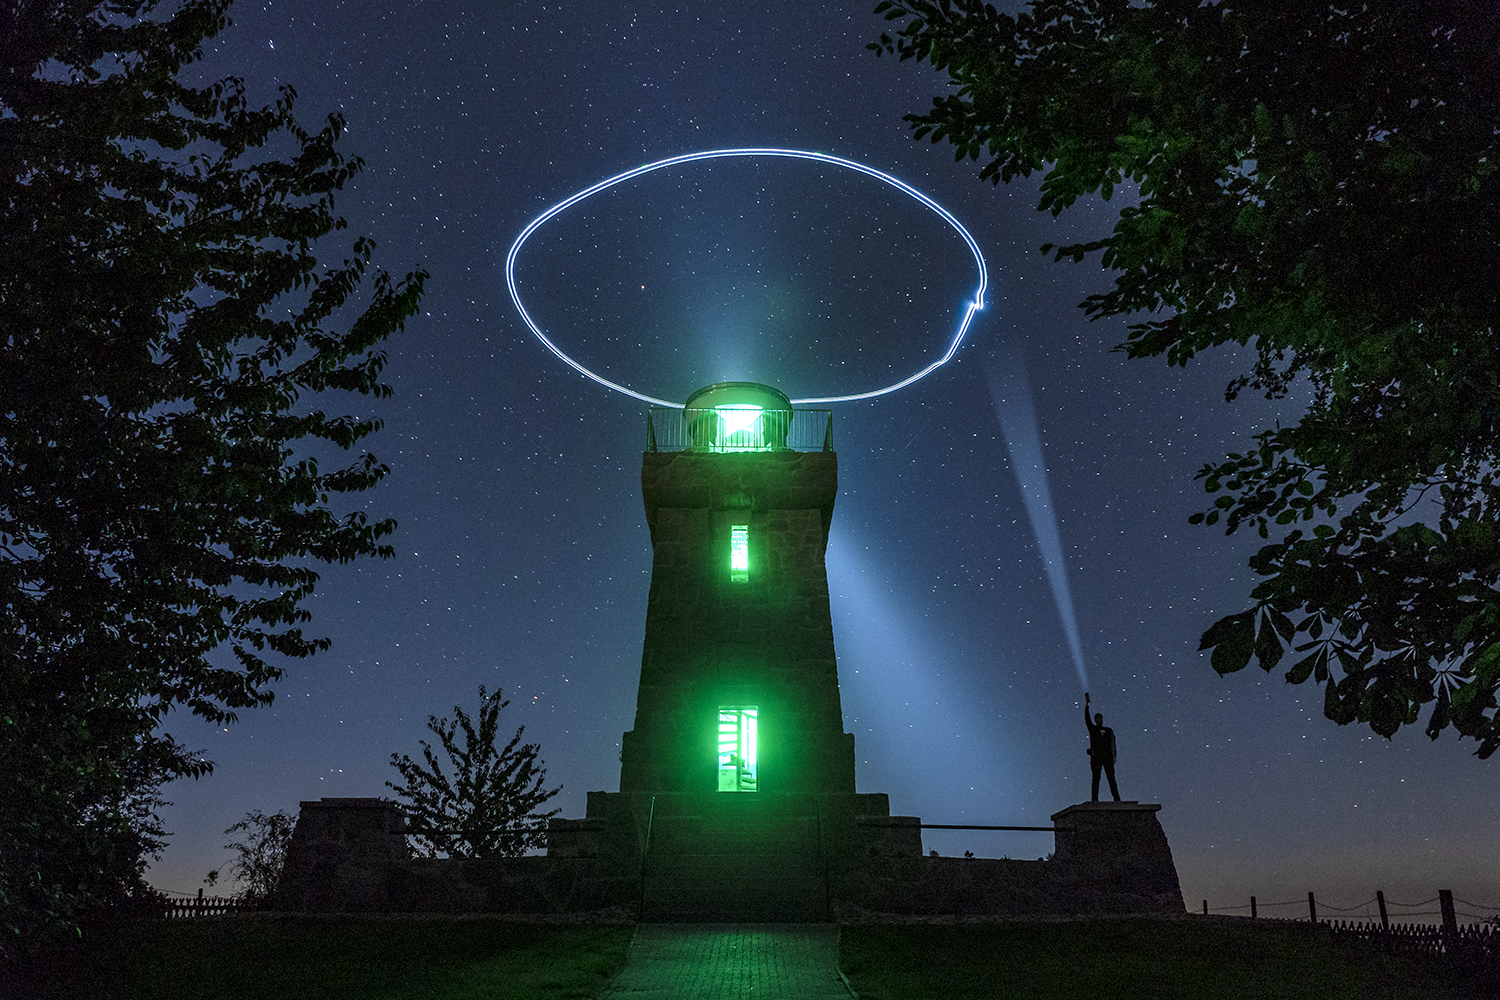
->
[505,148,988,407]
[827,534,1048,852]
[985,357,1089,691]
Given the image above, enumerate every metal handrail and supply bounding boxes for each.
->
[638,795,657,919]
[919,823,1066,832]
[645,407,832,452]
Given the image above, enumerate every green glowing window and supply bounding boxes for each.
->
[730,525,749,583]
[717,707,758,792]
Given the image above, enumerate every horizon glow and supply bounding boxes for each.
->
[986,358,1090,691]
[505,148,988,407]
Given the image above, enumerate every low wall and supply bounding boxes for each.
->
[835,855,1181,917]
[276,797,1184,917]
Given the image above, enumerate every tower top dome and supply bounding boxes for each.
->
[683,382,791,412]
[683,382,792,452]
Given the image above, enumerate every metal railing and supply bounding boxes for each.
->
[639,796,657,919]
[920,823,1064,832]
[646,407,832,453]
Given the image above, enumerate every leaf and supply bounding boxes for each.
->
[1286,650,1321,685]
[1255,616,1285,672]
[1325,677,1357,725]
[1202,610,1256,675]
[1268,607,1296,641]
[1426,684,1451,740]
[1471,642,1500,688]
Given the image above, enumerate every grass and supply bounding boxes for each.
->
[30,914,635,1000]
[13,914,1488,1000]
[838,918,1489,1000]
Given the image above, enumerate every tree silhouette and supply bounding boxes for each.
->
[874,0,1500,756]
[387,687,562,858]
[1,0,425,949]
[205,809,296,904]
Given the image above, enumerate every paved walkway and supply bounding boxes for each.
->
[597,924,855,999]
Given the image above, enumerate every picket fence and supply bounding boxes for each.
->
[1202,888,1499,966]
[1326,919,1498,959]
[154,892,247,918]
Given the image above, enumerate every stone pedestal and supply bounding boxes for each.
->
[277,797,410,912]
[1049,801,1185,913]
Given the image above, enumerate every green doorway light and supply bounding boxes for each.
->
[730,525,749,583]
[718,707,758,792]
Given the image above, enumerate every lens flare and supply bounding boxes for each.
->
[505,148,987,406]
[986,357,1089,690]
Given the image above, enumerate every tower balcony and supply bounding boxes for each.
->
[645,382,832,453]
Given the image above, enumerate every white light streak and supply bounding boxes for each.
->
[505,148,988,407]
[986,357,1089,691]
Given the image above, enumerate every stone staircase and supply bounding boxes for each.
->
[641,796,828,922]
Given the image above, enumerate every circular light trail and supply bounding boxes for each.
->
[505,148,987,407]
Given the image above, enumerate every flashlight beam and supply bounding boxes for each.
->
[505,148,988,407]
[986,359,1090,691]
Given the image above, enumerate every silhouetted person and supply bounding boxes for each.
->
[1084,692,1120,802]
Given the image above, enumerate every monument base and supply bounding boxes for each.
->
[551,790,922,922]
[275,796,1185,918]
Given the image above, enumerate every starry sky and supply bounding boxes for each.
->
[148,1,1497,922]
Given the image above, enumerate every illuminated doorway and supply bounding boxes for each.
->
[717,708,758,792]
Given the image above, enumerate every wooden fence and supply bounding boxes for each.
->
[1204,889,1497,927]
[1201,888,1499,963]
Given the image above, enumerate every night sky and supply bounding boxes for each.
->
[148,1,1497,921]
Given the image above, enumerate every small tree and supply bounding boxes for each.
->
[204,809,295,904]
[386,687,562,858]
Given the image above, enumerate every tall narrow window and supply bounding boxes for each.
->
[729,524,749,583]
[717,707,758,792]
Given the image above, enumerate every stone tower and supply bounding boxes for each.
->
[550,382,920,921]
[619,382,855,796]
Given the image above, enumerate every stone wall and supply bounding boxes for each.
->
[275,797,638,914]
[277,796,1185,918]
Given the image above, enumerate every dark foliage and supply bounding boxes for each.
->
[873,0,1500,756]
[1,0,426,952]
[387,687,562,858]
[204,808,295,904]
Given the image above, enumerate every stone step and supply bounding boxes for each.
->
[648,818,817,856]
[642,854,828,922]
[643,900,828,923]
[645,853,823,879]
[639,803,830,922]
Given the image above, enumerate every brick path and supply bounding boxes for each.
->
[597,923,855,999]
